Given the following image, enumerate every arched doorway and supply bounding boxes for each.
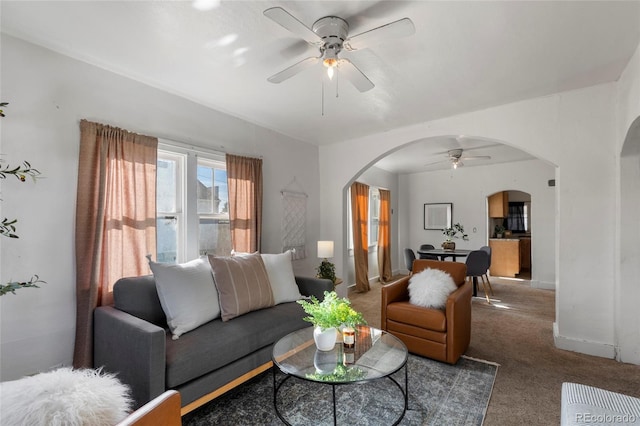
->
[617,116,640,364]
[487,190,532,281]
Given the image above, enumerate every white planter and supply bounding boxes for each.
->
[313,326,337,351]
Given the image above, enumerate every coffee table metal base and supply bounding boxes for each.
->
[272,363,408,426]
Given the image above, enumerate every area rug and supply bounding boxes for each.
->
[183,354,498,425]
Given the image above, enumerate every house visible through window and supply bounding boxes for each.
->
[157,145,231,263]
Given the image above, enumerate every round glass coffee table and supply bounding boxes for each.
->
[272,325,408,425]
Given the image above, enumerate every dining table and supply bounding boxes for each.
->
[415,248,479,297]
[416,248,471,262]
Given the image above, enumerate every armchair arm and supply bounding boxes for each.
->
[116,390,181,426]
[380,276,410,331]
[445,280,473,363]
[94,306,167,409]
[295,276,333,300]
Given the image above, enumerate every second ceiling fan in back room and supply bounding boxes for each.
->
[263,7,415,92]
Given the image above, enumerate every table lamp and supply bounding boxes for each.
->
[316,241,337,284]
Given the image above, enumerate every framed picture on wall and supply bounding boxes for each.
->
[424,203,452,230]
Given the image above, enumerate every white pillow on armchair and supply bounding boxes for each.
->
[408,267,457,309]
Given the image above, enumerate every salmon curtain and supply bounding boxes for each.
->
[350,182,370,292]
[377,189,392,282]
[226,154,263,253]
[74,120,157,368]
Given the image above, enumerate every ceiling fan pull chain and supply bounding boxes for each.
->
[321,79,325,116]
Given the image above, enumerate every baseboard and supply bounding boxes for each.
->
[553,322,616,359]
[531,280,555,290]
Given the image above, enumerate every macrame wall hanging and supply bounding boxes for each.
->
[281,177,307,260]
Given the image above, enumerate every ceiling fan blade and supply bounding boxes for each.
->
[264,7,323,46]
[267,57,321,83]
[461,155,492,160]
[337,58,374,92]
[423,159,449,167]
[344,18,415,51]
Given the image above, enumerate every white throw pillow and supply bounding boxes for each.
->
[408,268,457,309]
[149,257,220,339]
[261,250,302,304]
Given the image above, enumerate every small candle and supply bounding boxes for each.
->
[343,326,355,349]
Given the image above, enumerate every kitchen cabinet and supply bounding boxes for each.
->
[519,237,531,270]
[489,239,520,277]
[488,192,509,218]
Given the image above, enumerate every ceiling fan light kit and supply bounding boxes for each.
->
[264,7,415,93]
[424,146,492,170]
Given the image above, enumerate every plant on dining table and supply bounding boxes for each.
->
[442,223,469,242]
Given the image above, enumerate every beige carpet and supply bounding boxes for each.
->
[349,277,640,425]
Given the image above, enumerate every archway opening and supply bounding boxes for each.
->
[487,190,532,281]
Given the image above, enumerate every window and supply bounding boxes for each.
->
[369,187,380,246]
[197,158,231,257]
[157,146,231,263]
[347,185,382,250]
[507,202,528,233]
[157,152,184,263]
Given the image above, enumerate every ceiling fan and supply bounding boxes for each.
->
[427,148,492,169]
[263,7,415,92]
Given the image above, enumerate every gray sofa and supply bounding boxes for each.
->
[93,274,332,411]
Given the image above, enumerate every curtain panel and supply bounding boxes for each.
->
[377,189,392,282]
[507,202,525,232]
[74,120,157,368]
[226,154,263,253]
[350,182,370,292]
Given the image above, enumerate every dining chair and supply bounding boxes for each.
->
[418,244,439,260]
[465,250,492,303]
[403,248,416,272]
[479,245,494,295]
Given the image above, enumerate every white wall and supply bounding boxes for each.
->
[0,36,322,380]
[321,82,620,360]
[399,159,555,289]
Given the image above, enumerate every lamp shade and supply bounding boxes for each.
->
[317,241,334,259]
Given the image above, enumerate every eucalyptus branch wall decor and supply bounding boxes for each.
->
[0,102,45,295]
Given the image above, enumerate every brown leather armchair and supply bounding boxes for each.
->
[381,259,471,364]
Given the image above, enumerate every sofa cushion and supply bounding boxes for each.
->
[164,302,308,388]
[261,251,302,304]
[149,257,221,339]
[408,267,457,309]
[208,253,275,321]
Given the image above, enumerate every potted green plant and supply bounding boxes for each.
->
[494,224,506,238]
[441,223,469,250]
[316,259,337,285]
[297,291,366,351]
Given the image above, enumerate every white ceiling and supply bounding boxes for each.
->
[2,1,639,172]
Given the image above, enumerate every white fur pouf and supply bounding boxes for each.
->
[0,367,132,426]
